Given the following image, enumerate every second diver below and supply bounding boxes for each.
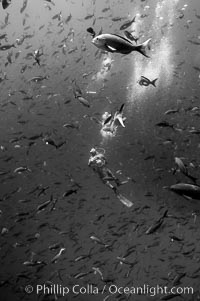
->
[88,147,133,207]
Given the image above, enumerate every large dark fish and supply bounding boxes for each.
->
[2,0,11,9]
[169,183,200,200]
[120,16,136,30]
[138,76,158,87]
[92,33,151,57]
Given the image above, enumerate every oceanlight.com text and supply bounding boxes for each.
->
[24,283,194,297]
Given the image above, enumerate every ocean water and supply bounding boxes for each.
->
[0,0,200,300]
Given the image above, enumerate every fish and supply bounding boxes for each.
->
[20,0,28,13]
[164,109,179,115]
[92,267,104,280]
[43,137,65,149]
[77,96,90,108]
[146,210,168,234]
[73,82,90,107]
[36,200,51,213]
[188,39,200,45]
[84,13,94,20]
[169,183,200,200]
[6,51,12,64]
[189,129,200,135]
[73,81,82,97]
[62,188,78,197]
[51,248,66,263]
[87,27,96,37]
[73,271,92,279]
[116,256,138,267]
[14,166,31,173]
[0,33,7,41]
[23,260,46,267]
[15,51,21,60]
[20,65,28,73]
[49,243,62,251]
[63,123,79,130]
[92,33,151,57]
[0,44,15,51]
[140,14,148,19]
[65,13,72,24]
[193,66,200,72]
[2,0,11,10]
[74,254,91,262]
[37,186,49,197]
[169,235,183,242]
[172,273,186,285]
[90,235,111,248]
[124,31,139,43]
[68,47,77,54]
[138,76,158,87]
[120,16,136,30]
[102,7,110,13]
[4,12,9,25]
[52,11,62,20]
[174,157,197,183]
[155,121,174,129]
[44,0,55,5]
[28,75,49,83]
[112,17,125,22]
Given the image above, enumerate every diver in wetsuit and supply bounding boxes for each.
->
[88,147,133,207]
[88,148,121,193]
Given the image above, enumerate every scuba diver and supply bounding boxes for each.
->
[88,147,121,192]
[101,103,126,136]
[88,147,133,207]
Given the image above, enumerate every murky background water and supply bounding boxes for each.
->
[0,0,200,300]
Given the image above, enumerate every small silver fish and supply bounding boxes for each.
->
[14,166,31,173]
[51,248,66,263]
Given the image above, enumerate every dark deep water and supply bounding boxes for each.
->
[0,0,200,300]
